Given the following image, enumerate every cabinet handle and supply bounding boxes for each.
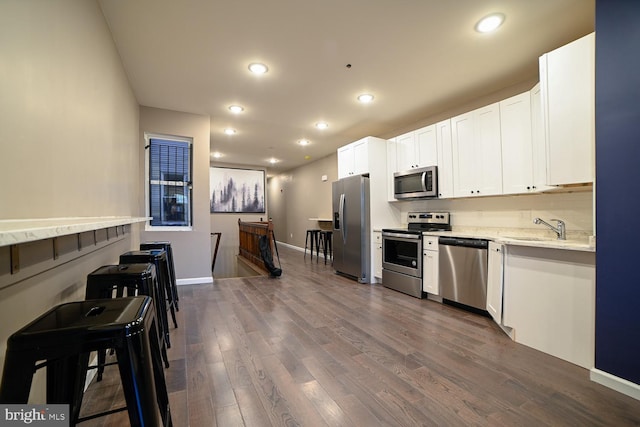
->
[471,190,475,194]
[477,190,480,194]
[532,186,537,189]
[527,186,531,190]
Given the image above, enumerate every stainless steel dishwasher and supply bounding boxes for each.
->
[438,237,489,311]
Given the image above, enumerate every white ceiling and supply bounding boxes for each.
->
[98,0,594,174]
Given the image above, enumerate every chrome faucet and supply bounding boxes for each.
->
[533,217,566,240]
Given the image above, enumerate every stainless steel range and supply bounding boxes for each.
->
[382,212,450,298]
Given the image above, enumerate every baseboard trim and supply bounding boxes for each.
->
[277,241,304,253]
[277,241,329,259]
[177,276,214,286]
[590,368,640,400]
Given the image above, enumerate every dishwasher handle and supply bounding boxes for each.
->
[438,237,489,249]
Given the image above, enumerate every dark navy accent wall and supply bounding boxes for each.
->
[595,0,640,384]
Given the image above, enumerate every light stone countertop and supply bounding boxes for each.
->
[421,228,595,252]
[0,216,150,247]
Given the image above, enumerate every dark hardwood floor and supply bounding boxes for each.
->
[79,245,640,426]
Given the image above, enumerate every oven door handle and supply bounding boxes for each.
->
[382,232,421,240]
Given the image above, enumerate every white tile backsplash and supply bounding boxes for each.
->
[399,190,594,236]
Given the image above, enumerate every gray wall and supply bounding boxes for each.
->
[0,0,141,400]
[268,153,337,249]
[209,163,268,278]
[139,107,212,283]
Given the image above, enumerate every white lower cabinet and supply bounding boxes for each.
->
[503,246,595,369]
[373,231,382,281]
[422,236,439,294]
[486,242,504,324]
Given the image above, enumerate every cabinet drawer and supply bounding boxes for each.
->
[423,236,439,249]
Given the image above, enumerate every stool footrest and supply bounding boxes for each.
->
[88,361,118,370]
[77,406,128,423]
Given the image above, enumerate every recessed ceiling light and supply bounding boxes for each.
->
[357,93,374,103]
[228,105,244,113]
[298,139,310,146]
[315,122,329,130]
[475,13,505,33]
[223,128,236,135]
[212,152,223,158]
[248,63,268,74]
[269,158,279,164]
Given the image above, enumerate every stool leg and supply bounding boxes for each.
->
[304,232,309,258]
[149,319,172,426]
[47,353,89,424]
[315,232,321,263]
[0,351,35,403]
[161,263,178,329]
[116,332,163,427]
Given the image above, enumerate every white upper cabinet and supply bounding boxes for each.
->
[539,32,595,185]
[337,138,369,178]
[452,103,503,197]
[530,83,553,192]
[500,92,534,194]
[395,125,438,172]
[386,139,397,202]
[435,119,454,199]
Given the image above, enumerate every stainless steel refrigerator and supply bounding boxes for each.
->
[332,175,371,283]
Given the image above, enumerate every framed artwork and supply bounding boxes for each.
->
[210,167,265,213]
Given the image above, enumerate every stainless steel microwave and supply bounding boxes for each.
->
[394,166,438,199]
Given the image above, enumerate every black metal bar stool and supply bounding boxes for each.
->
[0,296,172,427]
[140,242,179,311]
[305,229,321,260]
[86,263,170,380]
[319,230,333,264]
[120,250,177,348]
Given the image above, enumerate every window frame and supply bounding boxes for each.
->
[144,132,193,231]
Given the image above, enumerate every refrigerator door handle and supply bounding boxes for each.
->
[339,193,347,244]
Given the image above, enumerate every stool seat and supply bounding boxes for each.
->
[0,296,172,427]
[86,263,170,379]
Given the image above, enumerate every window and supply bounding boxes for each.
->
[145,133,193,230]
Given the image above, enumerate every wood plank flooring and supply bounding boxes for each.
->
[79,245,640,426]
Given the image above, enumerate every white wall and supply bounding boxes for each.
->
[0,0,141,401]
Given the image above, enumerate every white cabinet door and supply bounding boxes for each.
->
[422,236,439,295]
[436,119,454,199]
[352,139,369,176]
[500,92,534,195]
[395,132,415,172]
[540,32,595,185]
[386,139,397,202]
[451,104,502,197]
[337,139,370,178]
[373,231,382,280]
[530,83,553,192]
[476,104,503,196]
[451,111,476,197]
[486,241,504,324]
[337,145,354,179]
[415,125,438,167]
